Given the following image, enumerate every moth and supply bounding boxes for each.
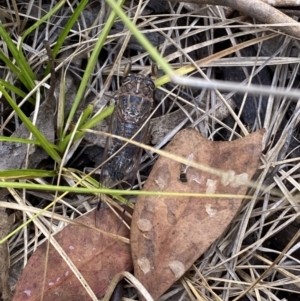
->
[97,62,157,216]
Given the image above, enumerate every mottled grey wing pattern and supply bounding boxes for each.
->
[97,63,157,217]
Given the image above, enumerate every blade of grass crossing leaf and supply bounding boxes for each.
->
[0,86,61,163]
[69,170,131,206]
[0,181,252,200]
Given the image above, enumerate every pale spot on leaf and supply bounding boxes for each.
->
[137,257,151,274]
[191,174,202,184]
[221,170,235,186]
[168,261,185,278]
[205,204,217,217]
[154,164,171,190]
[231,173,248,187]
[137,219,153,232]
[206,179,217,193]
[221,170,248,187]
[154,178,167,190]
[24,290,31,297]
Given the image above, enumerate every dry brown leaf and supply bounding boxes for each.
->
[131,128,264,300]
[0,210,13,301]
[12,208,132,301]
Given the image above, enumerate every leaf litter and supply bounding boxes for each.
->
[12,207,132,301]
[1,2,300,301]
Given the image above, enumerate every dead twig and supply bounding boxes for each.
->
[260,0,300,6]
[167,0,300,40]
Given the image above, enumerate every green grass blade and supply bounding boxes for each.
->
[76,103,94,129]
[52,0,89,59]
[0,136,40,145]
[81,105,114,130]
[0,86,61,163]
[0,51,22,79]
[19,1,66,88]
[64,0,125,134]
[0,25,35,90]
[104,0,173,78]
[0,136,58,149]
[0,169,57,179]
[0,79,35,103]
[58,105,113,152]
[0,181,250,199]
[69,169,130,206]
[21,0,66,40]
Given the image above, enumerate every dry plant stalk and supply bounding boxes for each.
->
[168,0,300,39]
